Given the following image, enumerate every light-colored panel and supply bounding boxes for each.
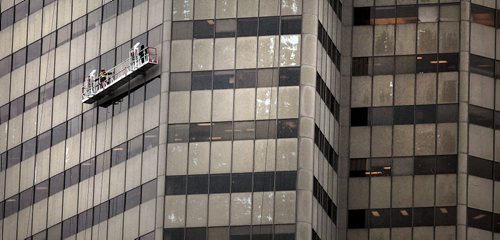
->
[208,194,230,226]
[164,196,186,227]
[212,89,234,121]
[232,140,254,173]
[210,141,232,173]
[236,37,257,69]
[171,40,192,72]
[189,142,210,174]
[192,39,214,71]
[214,38,235,70]
[186,194,208,227]
[167,143,188,175]
[234,89,256,120]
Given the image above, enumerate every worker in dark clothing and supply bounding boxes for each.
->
[99,69,111,88]
[139,45,146,64]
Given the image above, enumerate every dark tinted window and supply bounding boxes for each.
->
[235,69,257,88]
[435,207,456,225]
[259,17,279,35]
[233,121,254,140]
[413,207,434,226]
[67,115,81,137]
[170,72,191,91]
[49,173,64,196]
[216,19,236,38]
[172,21,193,40]
[125,187,141,210]
[373,56,394,75]
[12,48,26,69]
[193,20,215,38]
[395,55,416,74]
[64,165,80,188]
[255,120,277,139]
[190,123,211,142]
[128,134,143,158]
[369,209,390,228]
[37,130,51,153]
[39,81,54,104]
[468,155,493,179]
[80,158,95,181]
[168,124,189,143]
[213,70,235,89]
[187,175,208,194]
[109,194,125,218]
[54,73,69,96]
[436,155,457,174]
[95,201,109,223]
[34,180,49,203]
[42,32,56,54]
[253,172,274,191]
[0,56,11,77]
[437,104,458,123]
[30,0,44,14]
[371,107,392,125]
[20,187,34,210]
[348,210,368,228]
[212,122,233,141]
[237,18,258,36]
[351,108,370,126]
[470,54,495,77]
[57,24,71,46]
[145,77,161,99]
[468,207,492,231]
[393,106,414,125]
[192,71,212,90]
[281,16,301,35]
[118,0,133,13]
[277,119,298,138]
[72,15,87,38]
[353,7,372,25]
[279,67,300,86]
[186,228,206,240]
[95,151,111,174]
[396,5,418,24]
[69,65,84,88]
[22,138,36,160]
[78,209,93,232]
[209,174,230,193]
[257,68,279,87]
[47,223,62,240]
[141,180,157,203]
[7,144,21,167]
[111,143,127,166]
[52,122,67,145]
[1,8,14,30]
[103,0,118,22]
[166,175,186,195]
[27,40,42,62]
[391,208,412,227]
[469,105,494,128]
[471,4,495,27]
[414,156,435,175]
[164,229,185,240]
[231,173,252,192]
[275,171,296,190]
[438,53,459,72]
[82,108,97,130]
[87,8,102,31]
[415,105,436,123]
[62,216,78,238]
[0,104,9,124]
[4,195,18,217]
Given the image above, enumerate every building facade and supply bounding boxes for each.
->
[0,0,497,240]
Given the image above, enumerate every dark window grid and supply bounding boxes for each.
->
[314,125,338,172]
[0,75,161,172]
[318,22,341,70]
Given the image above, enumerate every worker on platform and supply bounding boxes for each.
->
[139,45,146,64]
[99,69,111,88]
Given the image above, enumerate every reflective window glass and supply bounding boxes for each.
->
[125,187,141,210]
[27,40,42,62]
[103,0,117,22]
[12,48,26,69]
[128,134,143,158]
[255,120,277,139]
[49,173,64,196]
[109,194,125,218]
[281,16,301,35]
[469,105,494,128]
[168,124,189,143]
[65,165,80,188]
[237,18,258,36]
[34,180,49,203]
[212,121,233,141]
[9,96,24,119]
[22,138,36,160]
[253,172,274,191]
[235,69,257,88]
[471,4,495,27]
[193,20,215,38]
[111,143,127,166]
[279,67,300,86]
[369,209,390,228]
[1,8,14,30]
[216,19,236,38]
[233,121,254,140]
[54,73,69,96]
[57,24,71,47]
[413,207,434,226]
[87,8,102,31]
[353,7,371,25]
[166,175,186,195]
[209,174,230,193]
[172,21,193,40]
[470,54,495,77]
[187,175,208,194]
[7,145,21,167]
[259,17,279,35]
[231,173,252,192]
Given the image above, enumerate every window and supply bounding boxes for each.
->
[0,104,8,124]
[209,174,230,193]
[186,228,206,240]
[277,119,298,138]
[259,17,280,35]
[393,106,414,125]
[9,96,24,119]
[255,120,277,139]
[82,108,97,130]
[78,209,93,232]
[230,226,250,240]
[54,73,69,96]
[414,156,436,175]
[468,207,492,231]
[34,180,49,203]
[233,121,254,140]
[80,158,96,181]
[436,155,457,174]
[348,210,368,228]
[37,130,51,153]
[170,72,191,91]
[69,65,84,89]
[373,56,394,75]
[22,138,36,160]
[437,104,458,123]
[253,172,274,191]
[211,122,233,141]
[111,143,127,166]
[281,16,301,35]
[95,201,109,223]
[350,158,368,177]
[373,6,396,25]
[65,165,80,188]
[148,25,162,47]
[30,0,44,14]
[471,4,495,27]
[125,187,141,210]
[145,77,161,100]
[237,18,258,36]
[352,57,372,76]
[39,81,54,104]
[435,207,456,225]
[351,108,370,126]
[415,105,436,124]
[42,32,56,54]
[100,49,116,71]
[168,124,189,143]
[143,124,159,148]
[4,195,18,217]
[215,19,236,38]
[396,5,417,24]
[231,173,252,192]
[257,68,279,87]
[129,86,145,107]
[0,56,11,77]
[109,194,125,218]
[87,8,102,31]
[118,0,133,14]
[57,24,71,47]
[103,0,117,22]
[391,208,412,227]
[193,20,215,38]
[413,207,434,226]
[172,21,193,40]
[191,71,212,90]
[1,8,14,30]
[470,54,495,77]
[14,1,28,22]
[27,40,42,62]
[369,209,390,228]
[166,175,186,195]
[12,48,26,69]
[279,67,300,86]
[52,122,67,145]
[395,56,416,74]
[62,216,78,238]
[275,171,296,190]
[47,224,62,240]
[19,187,34,210]
[67,115,81,137]
[235,69,257,88]
[468,155,493,179]
[187,175,208,194]
[49,173,64,196]
[189,123,211,142]
[141,180,157,203]
[371,107,392,125]
[353,7,371,25]
[438,53,459,72]
[164,229,184,240]
[213,70,235,89]
[7,145,21,168]
[128,135,143,158]
[95,151,111,174]
[469,105,494,128]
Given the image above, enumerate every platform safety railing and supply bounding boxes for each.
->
[82,47,158,100]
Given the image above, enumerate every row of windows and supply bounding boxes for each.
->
[327,0,343,20]
[0,0,44,31]
[470,3,500,28]
[172,16,301,40]
[0,127,159,220]
[164,225,295,240]
[165,171,296,195]
[348,206,457,228]
[353,4,460,26]
[313,177,337,224]
[314,125,338,172]
[469,104,500,129]
[468,155,500,181]
[351,104,459,126]
[0,77,161,172]
[25,179,157,240]
[0,0,161,78]
[468,207,500,233]
[169,67,300,92]
[352,54,459,76]
[469,54,500,78]
[317,22,341,70]
[350,155,457,177]
[167,119,298,143]
[316,73,340,121]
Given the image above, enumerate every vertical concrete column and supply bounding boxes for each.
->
[458,1,470,240]
[297,0,319,239]
[338,0,353,239]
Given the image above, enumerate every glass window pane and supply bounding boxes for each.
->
[281,16,301,35]
[231,173,252,192]
[87,8,102,31]
[213,70,235,89]
[414,156,436,175]
[54,73,69,96]
[279,67,300,86]
[255,120,277,139]
[80,158,96,181]
[413,207,434,226]
[471,4,495,27]
[111,143,127,166]
[351,108,370,126]
[125,187,141,210]
[128,134,143,158]
[353,7,372,26]
[233,121,254,140]
[103,0,117,22]
[19,187,33,209]
[253,172,274,191]
[209,174,230,193]
[437,104,458,123]
[172,21,193,40]
[468,155,493,179]
[34,180,49,203]
[65,165,80,188]
[57,24,71,47]
[369,209,390,228]
[168,124,189,143]
[470,54,494,77]
[237,18,258,37]
[170,72,191,91]
[27,40,42,62]
[235,69,256,88]
[95,151,111,174]
[141,180,156,203]
[216,19,236,37]
[469,105,494,128]
[118,0,133,14]
[191,72,213,90]
[14,0,29,22]
[391,208,412,227]
[42,32,56,54]
[30,0,44,14]
[12,48,26,69]
[37,130,51,153]
[22,138,36,160]
[187,175,208,194]
[109,194,125,217]
[49,173,64,196]
[1,8,14,30]
[211,122,232,141]
[52,122,67,145]
[144,127,159,150]
[275,171,296,190]
[67,115,81,137]
[259,17,279,36]
[166,175,186,195]
[415,105,436,124]
[193,20,215,39]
